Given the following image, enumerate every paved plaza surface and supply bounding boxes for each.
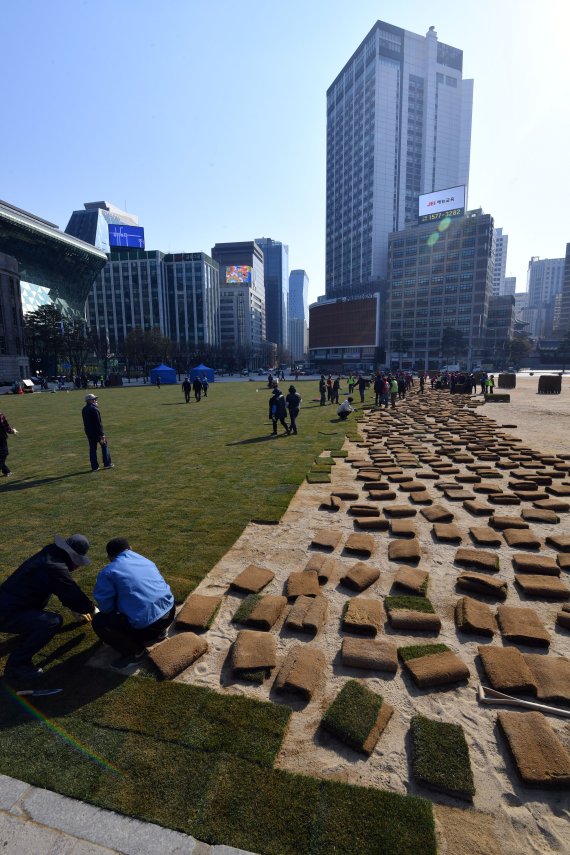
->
[0,774,254,855]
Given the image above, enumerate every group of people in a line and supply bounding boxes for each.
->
[0,534,175,680]
[181,375,209,403]
[268,383,302,436]
[430,371,494,395]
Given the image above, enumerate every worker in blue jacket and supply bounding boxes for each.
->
[92,538,175,669]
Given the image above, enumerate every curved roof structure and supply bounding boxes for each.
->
[0,200,107,316]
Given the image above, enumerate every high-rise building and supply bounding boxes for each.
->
[555,244,570,335]
[288,269,309,363]
[255,238,288,350]
[65,202,142,254]
[211,242,265,358]
[0,251,28,379]
[526,255,564,339]
[326,22,473,298]
[289,270,309,324]
[385,209,494,370]
[503,276,516,296]
[492,228,508,296]
[85,250,220,353]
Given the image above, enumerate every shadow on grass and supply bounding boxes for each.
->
[0,647,126,721]
[227,434,289,446]
[0,471,88,492]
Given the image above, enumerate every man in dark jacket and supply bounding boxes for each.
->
[192,377,202,402]
[285,385,301,435]
[0,534,95,680]
[0,411,18,476]
[182,377,192,403]
[268,387,290,436]
[82,394,113,471]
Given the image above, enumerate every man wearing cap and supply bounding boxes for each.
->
[92,538,175,669]
[0,534,95,681]
[82,394,114,471]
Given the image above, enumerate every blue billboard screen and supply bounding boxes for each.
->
[108,224,145,249]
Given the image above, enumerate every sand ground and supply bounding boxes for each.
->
[164,374,569,854]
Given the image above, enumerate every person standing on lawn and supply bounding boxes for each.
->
[193,376,202,402]
[82,394,114,471]
[92,538,175,670]
[0,411,18,477]
[319,375,326,406]
[201,375,209,397]
[0,534,95,681]
[182,377,191,403]
[268,386,290,436]
[286,385,301,435]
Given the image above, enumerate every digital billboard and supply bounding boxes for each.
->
[108,224,145,249]
[225,265,252,285]
[418,185,465,224]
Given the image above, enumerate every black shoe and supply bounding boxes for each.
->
[111,651,145,670]
[104,464,115,469]
[146,630,168,645]
[5,663,44,681]
[92,467,100,472]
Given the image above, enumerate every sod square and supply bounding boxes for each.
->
[385,596,440,632]
[411,715,475,800]
[176,593,223,632]
[340,561,380,592]
[232,593,288,628]
[148,632,208,680]
[399,644,469,688]
[342,598,384,636]
[314,778,436,855]
[93,731,219,833]
[195,756,321,854]
[182,689,291,766]
[230,564,275,594]
[0,715,125,803]
[321,679,392,755]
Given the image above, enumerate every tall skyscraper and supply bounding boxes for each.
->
[526,255,565,339]
[492,228,508,296]
[288,270,309,362]
[555,244,570,335]
[326,22,473,298]
[211,241,265,355]
[255,237,288,349]
[289,270,309,324]
[503,276,516,296]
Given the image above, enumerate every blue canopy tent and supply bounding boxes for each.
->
[150,364,177,385]
[189,363,215,383]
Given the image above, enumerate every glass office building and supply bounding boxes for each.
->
[255,237,288,349]
[326,22,473,298]
[386,209,494,370]
[86,250,220,351]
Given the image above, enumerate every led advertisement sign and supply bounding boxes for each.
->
[108,224,146,249]
[225,265,252,285]
[418,185,465,224]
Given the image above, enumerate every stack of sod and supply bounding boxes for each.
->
[232,594,287,631]
[411,715,475,801]
[321,680,393,755]
[399,644,470,689]
[384,596,441,632]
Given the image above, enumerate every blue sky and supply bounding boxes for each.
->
[2,0,568,304]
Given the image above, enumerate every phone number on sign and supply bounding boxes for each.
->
[419,208,464,223]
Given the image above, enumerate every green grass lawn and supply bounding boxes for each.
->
[0,381,436,854]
